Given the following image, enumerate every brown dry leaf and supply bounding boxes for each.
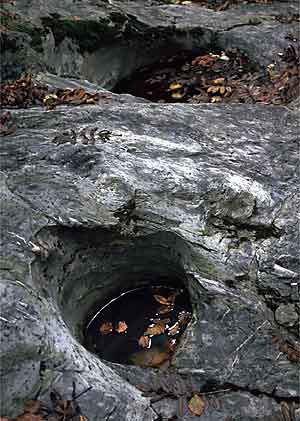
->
[115,321,128,333]
[219,86,226,95]
[23,400,42,414]
[211,96,222,103]
[178,311,191,326]
[153,294,171,305]
[165,338,177,353]
[138,335,150,348]
[154,291,179,306]
[213,77,225,85]
[192,54,217,67]
[168,322,180,336]
[188,394,206,417]
[99,321,113,335]
[144,321,165,336]
[158,305,174,315]
[152,318,171,324]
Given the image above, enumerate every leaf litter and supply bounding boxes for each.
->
[114,45,300,105]
[0,75,110,109]
[1,383,91,421]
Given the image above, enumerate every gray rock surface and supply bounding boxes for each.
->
[275,304,299,327]
[0,0,300,419]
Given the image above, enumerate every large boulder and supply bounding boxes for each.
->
[0,90,299,419]
[0,0,299,419]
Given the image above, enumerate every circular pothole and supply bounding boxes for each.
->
[113,47,299,105]
[84,284,192,367]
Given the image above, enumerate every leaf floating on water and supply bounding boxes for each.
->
[153,294,171,305]
[158,305,174,315]
[168,322,180,336]
[138,335,151,348]
[188,394,206,417]
[144,321,165,336]
[178,310,192,326]
[154,291,180,306]
[99,321,113,335]
[115,321,128,333]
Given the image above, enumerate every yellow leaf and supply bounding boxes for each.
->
[115,321,128,333]
[219,86,226,95]
[213,77,225,85]
[168,322,180,336]
[169,82,183,90]
[171,92,184,99]
[207,86,220,94]
[188,394,206,416]
[153,294,170,305]
[211,96,222,103]
[43,94,58,104]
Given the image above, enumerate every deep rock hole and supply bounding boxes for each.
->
[32,227,194,367]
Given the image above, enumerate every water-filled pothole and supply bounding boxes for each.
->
[84,285,192,367]
[114,47,299,105]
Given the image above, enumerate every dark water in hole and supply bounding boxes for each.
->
[84,286,192,365]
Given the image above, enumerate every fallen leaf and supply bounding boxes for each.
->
[23,400,41,414]
[115,321,128,333]
[211,96,222,103]
[207,86,220,94]
[158,305,174,315]
[219,86,226,95]
[168,322,180,336]
[154,291,179,306]
[171,92,184,99]
[43,93,58,105]
[152,318,171,324]
[138,335,151,348]
[213,77,225,85]
[153,294,170,305]
[99,321,113,335]
[144,321,165,336]
[169,82,183,90]
[178,311,192,326]
[129,348,170,367]
[188,394,206,416]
